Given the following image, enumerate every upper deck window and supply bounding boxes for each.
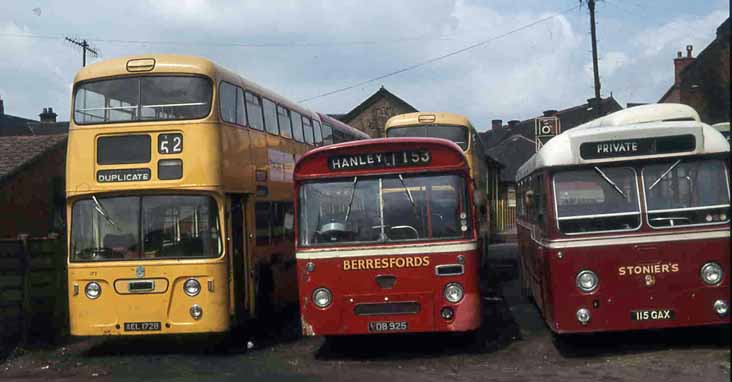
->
[387,125,468,150]
[74,76,212,125]
[299,174,470,247]
[643,159,730,228]
[553,167,640,234]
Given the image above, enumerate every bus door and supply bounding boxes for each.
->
[229,194,250,322]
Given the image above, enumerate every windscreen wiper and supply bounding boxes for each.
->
[92,195,118,229]
[398,174,421,222]
[648,159,682,191]
[594,167,626,198]
[344,176,359,223]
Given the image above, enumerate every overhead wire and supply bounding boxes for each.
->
[296,4,581,103]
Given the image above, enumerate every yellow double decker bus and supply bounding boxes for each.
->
[66,54,338,335]
[385,112,490,263]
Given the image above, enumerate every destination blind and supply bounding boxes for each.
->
[328,150,431,170]
[580,134,695,159]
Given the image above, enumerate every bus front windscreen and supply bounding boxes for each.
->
[643,158,730,228]
[74,75,212,124]
[553,167,641,234]
[299,174,471,247]
[387,125,468,150]
[71,195,221,261]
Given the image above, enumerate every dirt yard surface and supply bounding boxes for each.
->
[1,243,729,381]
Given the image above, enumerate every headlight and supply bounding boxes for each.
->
[190,304,203,320]
[312,288,332,308]
[576,308,591,325]
[444,283,464,303]
[184,279,201,296]
[85,282,101,299]
[576,270,598,292]
[700,262,723,285]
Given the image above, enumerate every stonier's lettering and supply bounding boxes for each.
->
[343,256,430,271]
[329,150,431,171]
[97,169,151,183]
[618,263,679,276]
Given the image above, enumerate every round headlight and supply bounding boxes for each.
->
[576,270,598,292]
[190,304,203,320]
[444,283,464,303]
[701,262,723,285]
[85,282,101,299]
[184,279,201,296]
[312,288,332,308]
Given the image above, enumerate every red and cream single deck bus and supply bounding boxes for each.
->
[516,104,730,335]
[294,138,481,336]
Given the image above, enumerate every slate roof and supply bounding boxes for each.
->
[0,134,67,183]
[338,86,418,123]
[479,96,623,183]
[0,113,37,136]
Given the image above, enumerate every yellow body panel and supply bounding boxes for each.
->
[66,54,316,336]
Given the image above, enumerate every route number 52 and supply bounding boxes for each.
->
[158,133,183,154]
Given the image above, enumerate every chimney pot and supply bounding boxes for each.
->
[491,119,502,130]
[0,98,4,115]
[686,45,693,58]
[677,51,682,58]
[507,120,519,128]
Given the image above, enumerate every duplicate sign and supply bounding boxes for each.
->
[535,116,561,151]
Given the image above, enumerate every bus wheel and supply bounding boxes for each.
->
[518,258,533,302]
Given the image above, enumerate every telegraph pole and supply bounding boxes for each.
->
[65,37,98,67]
[587,0,601,101]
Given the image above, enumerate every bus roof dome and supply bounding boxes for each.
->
[577,103,700,130]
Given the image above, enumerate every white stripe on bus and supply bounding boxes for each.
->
[522,228,729,249]
[296,242,477,259]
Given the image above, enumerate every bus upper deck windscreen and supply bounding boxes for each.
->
[73,75,212,125]
[387,125,468,150]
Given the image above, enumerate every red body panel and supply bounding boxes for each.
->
[297,245,481,336]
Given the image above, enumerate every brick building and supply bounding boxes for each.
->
[334,86,418,137]
[0,100,68,238]
[659,18,730,124]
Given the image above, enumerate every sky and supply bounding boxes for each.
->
[0,0,728,131]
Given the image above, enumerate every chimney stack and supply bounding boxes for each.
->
[543,109,558,117]
[491,119,502,130]
[39,107,57,124]
[0,98,4,115]
[673,45,695,85]
[507,120,519,129]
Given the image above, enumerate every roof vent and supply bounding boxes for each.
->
[581,103,700,129]
[126,58,156,72]
[418,114,436,123]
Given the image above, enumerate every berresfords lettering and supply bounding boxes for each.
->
[343,256,430,271]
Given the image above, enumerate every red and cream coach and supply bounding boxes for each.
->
[294,138,481,336]
[516,104,730,335]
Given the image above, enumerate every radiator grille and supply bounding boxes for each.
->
[354,302,420,316]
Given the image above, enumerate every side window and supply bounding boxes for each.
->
[277,106,293,139]
[255,202,271,246]
[313,120,323,145]
[262,98,278,135]
[245,91,264,131]
[321,123,333,145]
[333,129,345,143]
[302,117,314,145]
[291,111,304,142]
[534,174,545,227]
[236,87,246,126]
[271,202,294,243]
[219,82,237,123]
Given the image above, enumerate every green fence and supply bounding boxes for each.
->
[0,236,67,348]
